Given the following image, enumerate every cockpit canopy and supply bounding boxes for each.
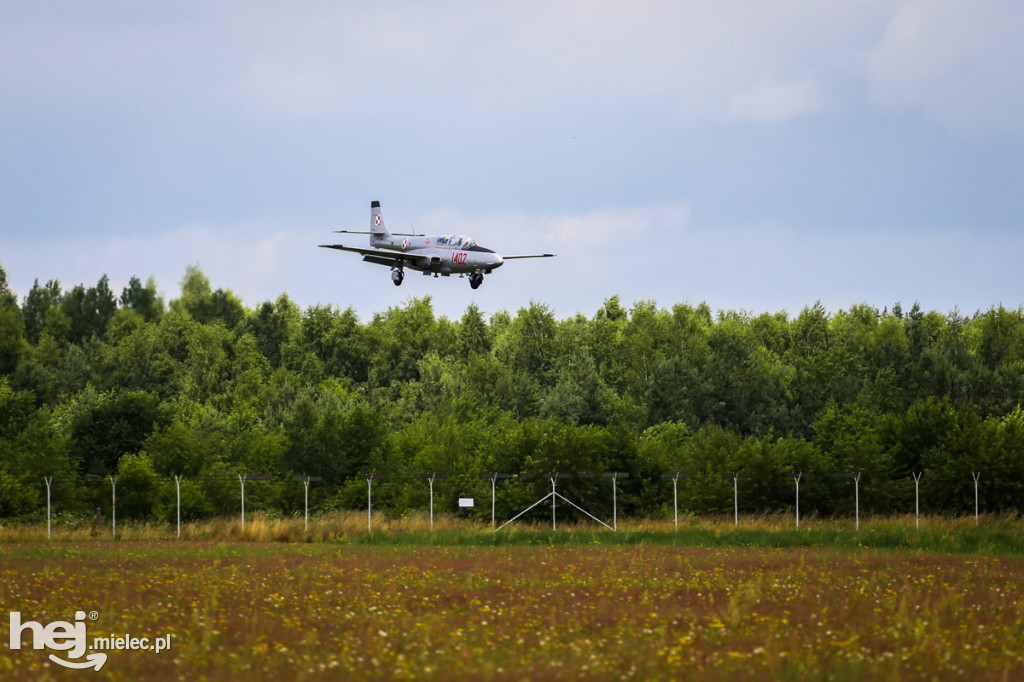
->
[436,235,475,249]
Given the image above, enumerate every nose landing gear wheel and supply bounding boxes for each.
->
[469,273,483,289]
[391,269,404,286]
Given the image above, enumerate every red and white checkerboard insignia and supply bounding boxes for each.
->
[374,215,382,226]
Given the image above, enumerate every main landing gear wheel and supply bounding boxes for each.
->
[391,269,404,286]
[469,273,484,290]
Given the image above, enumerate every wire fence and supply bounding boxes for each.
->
[29,468,989,539]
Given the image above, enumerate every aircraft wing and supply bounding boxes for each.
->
[318,244,428,267]
[319,244,390,257]
[502,254,556,259]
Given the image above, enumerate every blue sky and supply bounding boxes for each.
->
[2,0,1022,322]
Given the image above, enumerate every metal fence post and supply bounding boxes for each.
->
[294,476,322,532]
[662,473,690,530]
[723,473,751,526]
[854,472,861,531]
[972,472,981,526]
[174,475,182,539]
[239,474,246,531]
[239,474,273,533]
[362,474,384,532]
[601,473,629,531]
[109,475,117,539]
[481,473,509,530]
[44,476,53,540]
[912,472,923,529]
[788,472,813,529]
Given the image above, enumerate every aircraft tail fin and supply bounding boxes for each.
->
[370,200,390,237]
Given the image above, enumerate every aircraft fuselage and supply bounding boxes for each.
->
[369,232,504,276]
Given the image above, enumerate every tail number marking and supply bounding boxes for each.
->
[452,252,468,265]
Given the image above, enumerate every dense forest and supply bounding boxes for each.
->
[1,262,1024,525]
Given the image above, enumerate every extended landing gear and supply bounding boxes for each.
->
[469,272,484,290]
[391,269,404,286]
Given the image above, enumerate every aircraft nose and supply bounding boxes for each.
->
[492,253,504,268]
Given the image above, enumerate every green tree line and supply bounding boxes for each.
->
[1,263,1023,524]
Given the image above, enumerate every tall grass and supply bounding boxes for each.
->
[0,510,484,543]
[2,510,1023,553]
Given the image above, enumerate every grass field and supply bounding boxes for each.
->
[1,517,1023,680]
[4,511,1024,555]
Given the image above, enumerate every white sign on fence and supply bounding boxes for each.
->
[458,498,474,508]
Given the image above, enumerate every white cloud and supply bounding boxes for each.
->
[669,222,1024,315]
[0,203,689,321]
[411,204,690,250]
[4,206,1023,323]
[20,1,1021,135]
[867,0,1024,135]
[0,1,904,126]
[2,221,304,308]
[544,205,691,246]
[728,77,827,124]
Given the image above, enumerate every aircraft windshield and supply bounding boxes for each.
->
[438,235,474,248]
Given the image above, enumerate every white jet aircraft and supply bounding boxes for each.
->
[319,201,555,289]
